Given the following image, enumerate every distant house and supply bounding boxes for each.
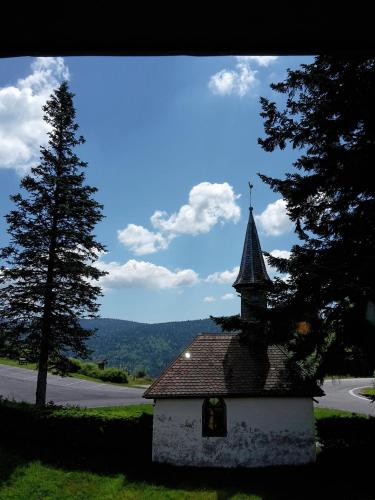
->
[143,185,324,468]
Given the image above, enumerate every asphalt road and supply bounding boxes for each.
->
[1,364,374,413]
[315,377,375,416]
[0,364,147,407]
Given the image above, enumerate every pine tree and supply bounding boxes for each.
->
[257,56,375,379]
[0,82,106,405]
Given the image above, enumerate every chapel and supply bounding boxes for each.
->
[143,184,323,468]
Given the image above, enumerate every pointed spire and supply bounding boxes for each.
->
[233,184,270,289]
[248,180,253,211]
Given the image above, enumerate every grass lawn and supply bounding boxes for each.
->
[314,407,369,419]
[0,452,217,500]
[0,356,37,370]
[51,403,154,419]
[0,405,374,499]
[359,387,375,398]
[52,405,368,421]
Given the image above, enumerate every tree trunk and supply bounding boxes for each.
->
[35,209,58,406]
[35,335,49,406]
[35,118,63,406]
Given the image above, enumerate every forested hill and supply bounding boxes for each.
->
[80,318,221,377]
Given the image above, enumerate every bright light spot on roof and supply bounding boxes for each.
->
[184,352,191,359]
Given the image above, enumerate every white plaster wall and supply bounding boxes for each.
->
[152,397,316,468]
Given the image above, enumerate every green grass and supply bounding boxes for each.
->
[359,387,375,397]
[314,407,369,420]
[0,357,37,370]
[0,398,153,420]
[51,404,154,419]
[57,406,367,421]
[0,401,361,421]
[0,452,218,500]
[324,374,371,379]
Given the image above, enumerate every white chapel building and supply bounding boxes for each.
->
[143,188,324,468]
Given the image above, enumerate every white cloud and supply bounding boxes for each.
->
[119,182,241,255]
[255,199,293,236]
[236,56,278,67]
[209,60,257,97]
[96,258,199,290]
[265,249,291,281]
[203,296,216,303]
[0,57,70,173]
[205,266,240,284]
[221,293,235,300]
[203,292,236,303]
[208,56,278,97]
[117,224,171,256]
[269,249,291,260]
[151,182,240,235]
[208,70,237,96]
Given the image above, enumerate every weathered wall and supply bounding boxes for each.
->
[152,397,316,467]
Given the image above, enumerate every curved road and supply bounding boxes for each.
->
[1,364,374,413]
[0,364,147,407]
[315,377,375,416]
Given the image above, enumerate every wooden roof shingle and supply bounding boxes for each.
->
[143,333,324,399]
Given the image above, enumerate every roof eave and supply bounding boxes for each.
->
[144,390,324,399]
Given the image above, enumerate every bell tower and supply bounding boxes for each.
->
[232,182,270,323]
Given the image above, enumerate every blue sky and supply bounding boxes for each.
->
[0,55,313,323]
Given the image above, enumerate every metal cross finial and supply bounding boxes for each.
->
[248,181,253,210]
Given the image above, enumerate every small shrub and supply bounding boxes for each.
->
[75,361,128,383]
[67,358,82,373]
[78,362,102,379]
[99,367,128,383]
[50,356,82,376]
[316,415,375,450]
[0,398,152,462]
[133,368,146,378]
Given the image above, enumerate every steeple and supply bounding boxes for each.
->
[233,183,270,322]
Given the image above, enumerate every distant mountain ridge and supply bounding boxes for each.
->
[80,318,221,377]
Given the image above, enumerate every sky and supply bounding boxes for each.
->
[0,55,314,323]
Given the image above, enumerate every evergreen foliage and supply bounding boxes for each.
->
[0,82,106,405]
[256,56,375,380]
[80,317,221,377]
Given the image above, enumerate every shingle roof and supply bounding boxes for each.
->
[143,333,324,399]
[233,208,270,288]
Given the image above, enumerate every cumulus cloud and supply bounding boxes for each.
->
[208,56,278,97]
[117,224,171,256]
[118,182,241,255]
[0,57,70,173]
[221,293,235,300]
[208,63,257,97]
[269,249,291,260]
[96,258,199,290]
[236,56,278,67]
[205,266,240,285]
[203,293,236,303]
[255,199,293,236]
[151,182,240,235]
[203,296,216,303]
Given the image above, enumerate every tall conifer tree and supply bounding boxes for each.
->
[0,82,106,405]
[257,56,375,378]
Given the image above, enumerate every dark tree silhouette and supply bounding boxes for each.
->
[0,82,106,405]
[257,56,375,379]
